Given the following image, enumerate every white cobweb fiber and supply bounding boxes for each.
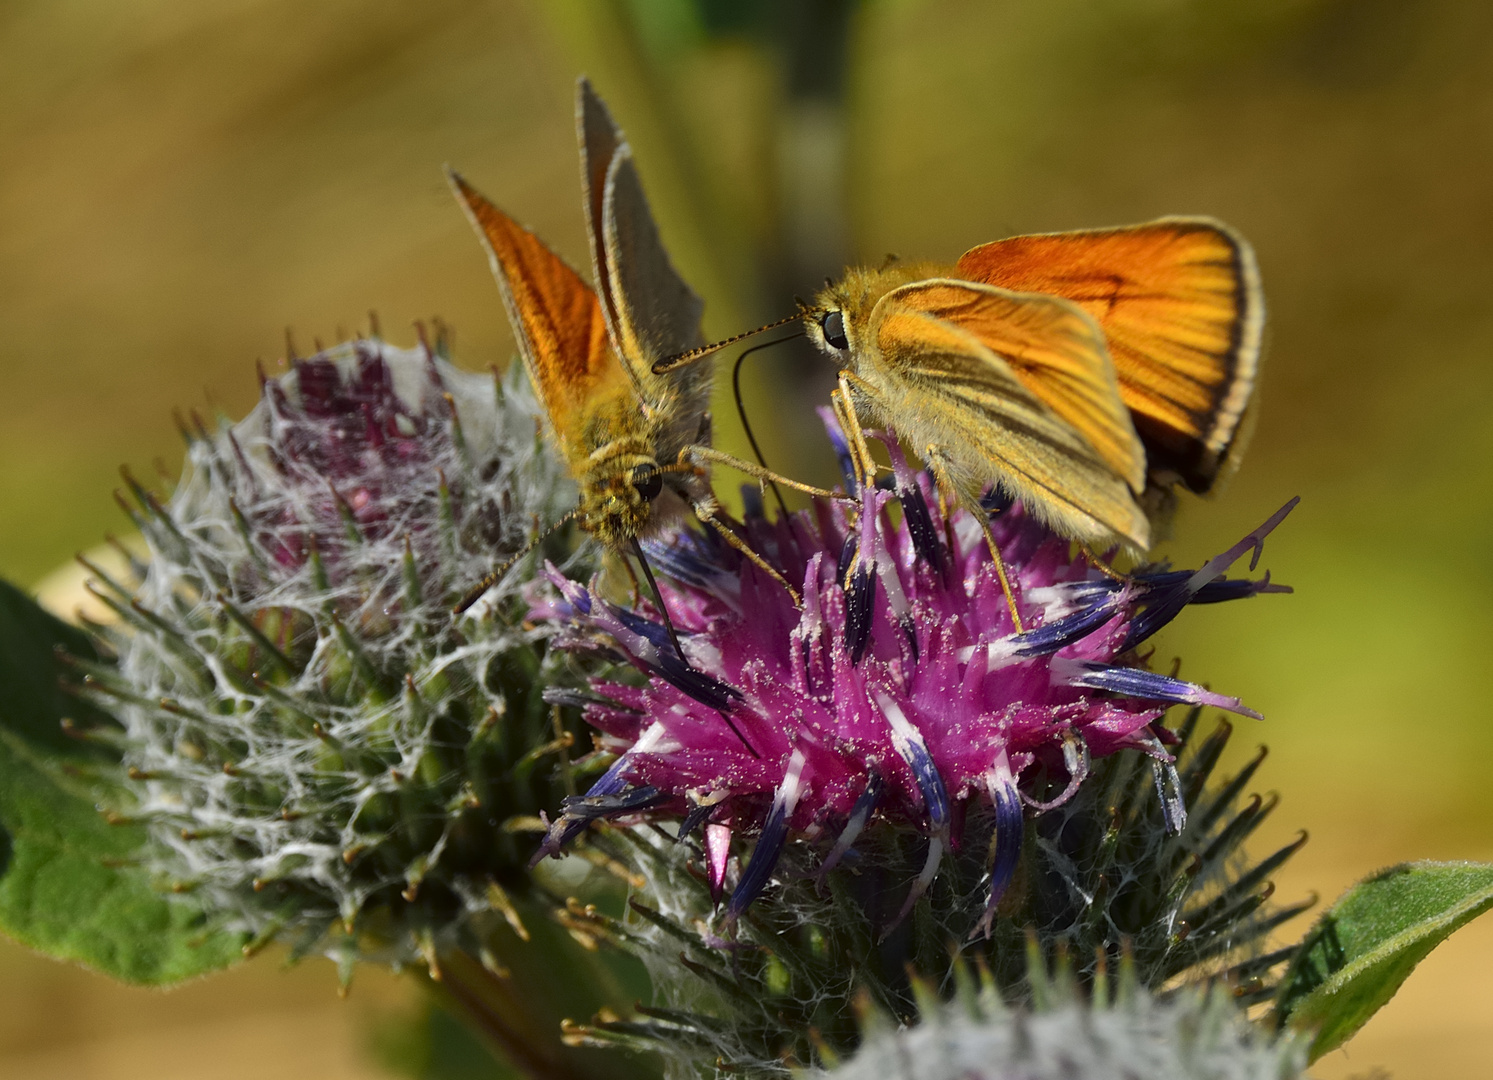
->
[107,340,578,959]
[809,986,1308,1080]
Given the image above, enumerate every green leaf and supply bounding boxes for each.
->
[1274,860,1493,1060]
[0,577,244,983]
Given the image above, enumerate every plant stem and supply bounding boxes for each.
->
[422,949,589,1080]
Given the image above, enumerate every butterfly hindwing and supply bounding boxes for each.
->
[577,78,708,455]
[871,294,1151,550]
[887,279,1146,494]
[577,80,628,366]
[955,217,1263,491]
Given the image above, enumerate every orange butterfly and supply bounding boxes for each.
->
[450,79,819,623]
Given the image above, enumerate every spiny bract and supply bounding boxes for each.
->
[79,336,585,975]
[805,959,1308,1080]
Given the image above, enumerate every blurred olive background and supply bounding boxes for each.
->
[4,1,1493,1077]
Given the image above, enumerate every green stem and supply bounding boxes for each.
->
[424,950,589,1080]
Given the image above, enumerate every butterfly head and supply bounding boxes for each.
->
[804,263,933,361]
[577,457,670,548]
[804,282,858,360]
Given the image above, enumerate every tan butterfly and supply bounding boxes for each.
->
[450,79,818,625]
[660,218,1263,627]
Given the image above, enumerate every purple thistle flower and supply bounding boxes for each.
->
[533,416,1294,936]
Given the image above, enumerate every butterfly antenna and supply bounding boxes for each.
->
[733,335,802,522]
[653,313,806,374]
[452,509,580,615]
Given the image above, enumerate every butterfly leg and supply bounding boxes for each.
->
[689,492,803,606]
[831,370,1025,630]
[923,447,1026,634]
[1078,543,1127,582]
[679,445,842,500]
[830,374,879,490]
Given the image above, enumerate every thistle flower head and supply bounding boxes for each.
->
[82,336,585,973]
[807,956,1308,1080]
[535,416,1294,935]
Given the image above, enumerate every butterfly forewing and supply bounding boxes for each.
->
[602,151,707,387]
[955,217,1263,491]
[872,302,1151,550]
[448,172,616,459]
[887,279,1146,493]
[577,79,709,450]
[577,81,631,372]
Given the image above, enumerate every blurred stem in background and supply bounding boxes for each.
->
[421,896,655,1080]
[541,0,861,495]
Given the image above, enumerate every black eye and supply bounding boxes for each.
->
[820,310,849,350]
[631,465,662,501]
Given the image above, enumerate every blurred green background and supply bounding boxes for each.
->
[3,1,1493,1077]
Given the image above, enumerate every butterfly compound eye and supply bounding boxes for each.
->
[820,310,849,351]
[631,465,663,502]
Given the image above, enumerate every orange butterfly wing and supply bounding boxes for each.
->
[448,171,618,459]
[956,218,1262,492]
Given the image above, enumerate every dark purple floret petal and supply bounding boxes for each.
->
[531,753,640,864]
[561,783,667,819]
[1004,591,1130,658]
[653,653,744,715]
[974,758,1024,939]
[1051,659,1262,721]
[844,564,877,664]
[678,798,717,842]
[880,691,954,926]
[979,486,1017,515]
[1122,497,1299,650]
[725,750,805,922]
[898,484,945,577]
[610,603,679,652]
[541,686,641,714]
[738,484,765,521]
[542,566,594,615]
[874,434,947,577]
[641,532,737,596]
[817,405,859,492]
[835,532,859,590]
[1189,571,1292,604]
[815,773,883,881]
[877,692,949,829]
